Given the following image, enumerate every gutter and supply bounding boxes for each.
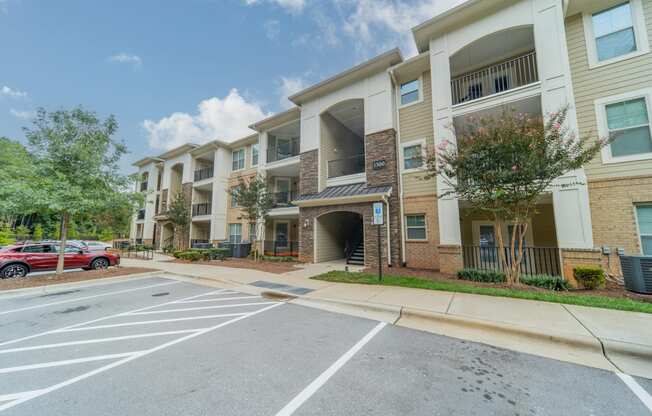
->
[389,68,408,267]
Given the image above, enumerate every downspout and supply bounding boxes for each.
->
[383,194,392,267]
[389,68,407,267]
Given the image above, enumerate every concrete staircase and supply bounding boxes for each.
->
[347,241,364,266]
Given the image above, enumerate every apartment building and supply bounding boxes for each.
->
[131,0,652,280]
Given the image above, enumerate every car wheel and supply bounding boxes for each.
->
[1,264,29,279]
[90,258,110,270]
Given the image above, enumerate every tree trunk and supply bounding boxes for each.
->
[56,212,70,275]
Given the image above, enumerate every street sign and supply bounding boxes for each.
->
[372,202,384,225]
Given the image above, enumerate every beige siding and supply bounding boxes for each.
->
[315,215,345,262]
[565,5,652,180]
[399,71,437,196]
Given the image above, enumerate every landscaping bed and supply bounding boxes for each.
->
[0,267,158,291]
[169,258,301,274]
[315,268,652,314]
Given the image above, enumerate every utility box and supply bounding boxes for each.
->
[620,255,652,294]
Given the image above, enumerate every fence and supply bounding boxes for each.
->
[462,245,561,277]
[263,240,299,257]
[111,240,154,260]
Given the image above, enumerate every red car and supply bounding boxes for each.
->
[0,243,120,278]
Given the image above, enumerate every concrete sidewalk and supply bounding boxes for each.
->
[121,257,652,379]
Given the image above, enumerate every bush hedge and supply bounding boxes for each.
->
[457,268,506,283]
[574,266,605,290]
[173,248,231,262]
[520,274,570,291]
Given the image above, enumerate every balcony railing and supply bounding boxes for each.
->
[192,202,212,217]
[267,141,300,163]
[271,191,297,207]
[328,154,365,179]
[194,166,214,182]
[462,245,561,277]
[137,209,145,220]
[263,240,299,257]
[451,51,539,105]
[191,239,211,248]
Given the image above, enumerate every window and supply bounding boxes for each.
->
[400,79,420,106]
[637,205,652,255]
[584,0,649,67]
[251,144,259,166]
[596,89,652,162]
[232,148,245,171]
[231,186,240,208]
[229,223,242,243]
[403,144,423,170]
[21,245,52,253]
[405,215,427,240]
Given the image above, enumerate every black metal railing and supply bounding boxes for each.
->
[462,245,561,277]
[137,209,146,220]
[271,191,297,207]
[267,141,300,163]
[191,239,212,248]
[263,240,299,257]
[327,154,365,178]
[194,166,214,182]
[192,203,212,217]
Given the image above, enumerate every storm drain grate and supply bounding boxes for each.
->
[250,281,314,295]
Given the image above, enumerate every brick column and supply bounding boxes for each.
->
[438,244,463,276]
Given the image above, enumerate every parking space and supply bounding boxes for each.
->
[0,275,650,415]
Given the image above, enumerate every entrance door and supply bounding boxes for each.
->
[274,222,289,248]
[478,224,498,264]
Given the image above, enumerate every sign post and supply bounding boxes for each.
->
[372,202,384,282]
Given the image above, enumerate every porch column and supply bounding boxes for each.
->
[430,36,463,274]
[534,0,594,249]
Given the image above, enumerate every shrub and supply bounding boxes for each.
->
[176,251,203,262]
[521,274,570,291]
[574,266,605,290]
[206,248,230,260]
[458,268,506,283]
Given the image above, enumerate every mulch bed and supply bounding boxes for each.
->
[0,267,159,291]
[364,266,652,304]
[169,258,302,274]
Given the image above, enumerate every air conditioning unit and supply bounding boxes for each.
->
[620,256,652,295]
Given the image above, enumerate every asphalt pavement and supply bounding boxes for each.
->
[0,275,650,415]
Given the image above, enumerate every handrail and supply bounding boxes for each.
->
[462,245,561,277]
[267,140,300,163]
[192,202,212,216]
[194,166,214,182]
[327,154,365,179]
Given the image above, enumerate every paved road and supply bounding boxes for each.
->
[0,275,650,415]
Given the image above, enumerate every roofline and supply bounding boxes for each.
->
[288,48,404,105]
[190,139,231,155]
[228,133,259,149]
[155,143,199,160]
[132,157,164,168]
[249,107,300,132]
[292,190,391,207]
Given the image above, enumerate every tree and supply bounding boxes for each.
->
[33,224,44,241]
[426,108,606,285]
[0,138,40,225]
[167,192,190,250]
[14,225,31,242]
[0,223,14,246]
[228,175,274,260]
[24,107,132,274]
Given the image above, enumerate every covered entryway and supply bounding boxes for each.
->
[315,211,364,265]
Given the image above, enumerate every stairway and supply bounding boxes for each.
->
[347,241,365,266]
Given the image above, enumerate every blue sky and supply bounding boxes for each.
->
[0,0,460,171]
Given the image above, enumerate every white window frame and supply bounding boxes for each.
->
[399,76,423,109]
[228,223,242,243]
[251,143,259,167]
[582,0,649,69]
[595,87,652,164]
[634,203,652,255]
[405,214,427,241]
[232,148,245,172]
[400,138,427,173]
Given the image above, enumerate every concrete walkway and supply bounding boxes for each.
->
[121,257,652,379]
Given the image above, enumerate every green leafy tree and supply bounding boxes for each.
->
[14,225,31,242]
[24,107,132,274]
[167,192,190,250]
[228,175,274,260]
[99,229,114,242]
[426,108,606,285]
[33,224,44,241]
[0,138,40,224]
[0,223,14,246]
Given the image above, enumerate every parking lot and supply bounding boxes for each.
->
[0,275,650,415]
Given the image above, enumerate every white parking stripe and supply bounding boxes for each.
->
[0,352,143,374]
[174,296,261,304]
[127,302,276,315]
[0,390,45,403]
[0,329,206,354]
[617,373,652,412]
[0,302,283,412]
[190,290,238,297]
[0,288,229,348]
[274,322,387,416]
[0,280,181,316]
[53,313,248,332]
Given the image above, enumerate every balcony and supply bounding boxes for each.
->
[194,166,214,182]
[267,140,300,164]
[451,51,538,106]
[192,202,212,217]
[271,191,297,208]
[137,209,145,220]
[328,154,365,179]
[462,245,561,277]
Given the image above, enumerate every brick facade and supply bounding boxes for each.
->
[403,196,440,270]
[438,245,463,276]
[299,149,318,195]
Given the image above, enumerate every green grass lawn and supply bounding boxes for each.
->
[313,271,652,314]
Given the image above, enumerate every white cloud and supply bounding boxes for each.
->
[143,88,270,150]
[244,0,305,14]
[108,53,143,69]
[1,85,27,98]
[264,19,281,40]
[10,108,35,120]
[278,76,307,109]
